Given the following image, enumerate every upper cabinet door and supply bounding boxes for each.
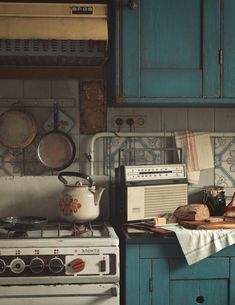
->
[223,0,235,97]
[120,0,220,100]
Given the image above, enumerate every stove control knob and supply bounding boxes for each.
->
[30,258,44,274]
[10,258,25,274]
[48,257,64,273]
[0,259,6,274]
[70,258,86,273]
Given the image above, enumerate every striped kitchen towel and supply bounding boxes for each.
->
[166,224,235,265]
[174,131,214,184]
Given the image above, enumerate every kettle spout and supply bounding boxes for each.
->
[94,187,105,206]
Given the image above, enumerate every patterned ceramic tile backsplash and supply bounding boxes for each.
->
[105,136,179,177]
[105,107,235,203]
[106,137,162,176]
[215,137,235,187]
[1,80,235,196]
[0,79,79,176]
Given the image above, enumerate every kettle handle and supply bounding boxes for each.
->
[58,171,94,187]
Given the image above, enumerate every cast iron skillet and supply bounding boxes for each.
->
[0,216,48,231]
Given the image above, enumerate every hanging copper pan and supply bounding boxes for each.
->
[0,109,37,149]
[37,104,76,171]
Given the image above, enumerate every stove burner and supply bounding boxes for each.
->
[74,224,87,234]
[73,222,94,237]
[8,230,29,238]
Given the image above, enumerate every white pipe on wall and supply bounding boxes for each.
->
[88,132,235,176]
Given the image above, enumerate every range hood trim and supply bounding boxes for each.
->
[0,2,108,41]
[0,18,108,40]
[0,2,107,18]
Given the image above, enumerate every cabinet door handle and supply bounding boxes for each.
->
[149,278,153,292]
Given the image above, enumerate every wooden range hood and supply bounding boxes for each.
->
[0,2,108,79]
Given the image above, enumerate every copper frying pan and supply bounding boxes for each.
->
[0,109,37,149]
[37,104,76,171]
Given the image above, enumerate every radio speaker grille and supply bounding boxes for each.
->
[143,184,187,218]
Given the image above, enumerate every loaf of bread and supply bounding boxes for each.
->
[173,204,210,221]
[223,207,235,217]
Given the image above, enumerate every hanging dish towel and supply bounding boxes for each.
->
[166,224,235,265]
[174,131,214,184]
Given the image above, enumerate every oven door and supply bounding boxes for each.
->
[0,283,119,305]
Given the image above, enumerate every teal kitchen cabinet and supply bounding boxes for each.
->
[223,0,235,97]
[122,239,235,305]
[116,0,235,104]
[116,0,220,103]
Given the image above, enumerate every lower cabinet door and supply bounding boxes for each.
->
[140,259,152,305]
[170,279,228,305]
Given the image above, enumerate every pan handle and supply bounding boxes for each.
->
[58,171,94,187]
[53,102,59,131]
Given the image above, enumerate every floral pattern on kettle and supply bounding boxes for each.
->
[59,194,82,216]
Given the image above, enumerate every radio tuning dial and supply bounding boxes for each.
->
[10,258,25,274]
[48,257,64,273]
[0,259,6,274]
[30,258,44,274]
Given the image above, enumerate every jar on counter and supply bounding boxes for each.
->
[202,187,226,216]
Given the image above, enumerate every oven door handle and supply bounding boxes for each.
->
[63,288,118,297]
[80,287,117,297]
[0,288,119,299]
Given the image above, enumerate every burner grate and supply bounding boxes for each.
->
[0,221,110,239]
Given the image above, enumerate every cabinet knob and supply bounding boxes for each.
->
[196,296,205,304]
[127,0,138,10]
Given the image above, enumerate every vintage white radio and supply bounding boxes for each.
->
[115,164,188,222]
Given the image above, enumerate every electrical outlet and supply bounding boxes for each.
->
[112,115,146,128]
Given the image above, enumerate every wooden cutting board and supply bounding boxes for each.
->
[179,220,235,230]
[125,224,173,235]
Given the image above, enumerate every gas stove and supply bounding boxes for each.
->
[0,221,119,285]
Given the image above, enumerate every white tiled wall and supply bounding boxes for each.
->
[107,107,235,203]
[0,79,80,176]
[1,79,235,216]
[107,107,235,132]
[0,79,109,219]
[23,80,51,98]
[0,80,23,98]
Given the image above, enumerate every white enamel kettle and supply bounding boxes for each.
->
[58,172,105,222]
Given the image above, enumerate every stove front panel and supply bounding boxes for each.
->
[0,246,119,285]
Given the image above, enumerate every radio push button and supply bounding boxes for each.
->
[10,258,25,274]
